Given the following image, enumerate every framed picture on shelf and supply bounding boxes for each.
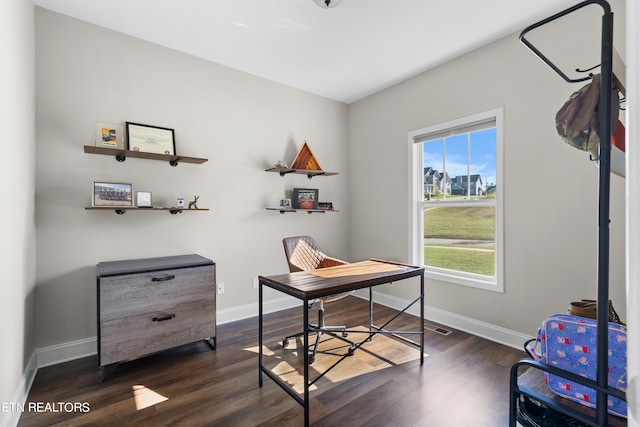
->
[92,182,133,207]
[126,122,176,155]
[277,198,291,209]
[136,191,152,207]
[293,188,319,210]
[95,122,124,149]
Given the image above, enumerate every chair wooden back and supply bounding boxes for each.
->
[282,236,346,272]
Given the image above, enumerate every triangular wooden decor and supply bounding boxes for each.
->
[290,141,322,171]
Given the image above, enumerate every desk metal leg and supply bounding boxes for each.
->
[369,287,374,339]
[257,286,311,426]
[303,297,310,427]
[258,282,263,387]
[420,273,424,365]
[367,278,425,362]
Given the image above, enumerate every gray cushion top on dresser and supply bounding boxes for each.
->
[97,254,214,277]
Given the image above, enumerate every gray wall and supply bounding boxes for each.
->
[347,1,627,336]
[0,0,37,416]
[34,8,349,348]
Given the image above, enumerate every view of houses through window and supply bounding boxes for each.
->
[411,108,503,291]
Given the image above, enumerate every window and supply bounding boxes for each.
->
[409,108,504,292]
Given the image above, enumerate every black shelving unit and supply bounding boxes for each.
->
[508,1,627,426]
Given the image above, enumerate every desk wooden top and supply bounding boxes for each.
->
[258,259,424,300]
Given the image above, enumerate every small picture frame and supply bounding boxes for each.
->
[126,122,176,156]
[136,191,152,208]
[95,122,124,149]
[92,182,133,207]
[277,198,292,208]
[293,188,319,210]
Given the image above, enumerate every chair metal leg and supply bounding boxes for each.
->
[283,327,314,347]
[308,329,356,363]
[283,300,356,363]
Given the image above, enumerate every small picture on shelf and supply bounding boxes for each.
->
[136,191,152,208]
[92,182,133,207]
[277,198,292,208]
[318,202,333,211]
[95,122,124,149]
[293,188,319,210]
[126,122,176,156]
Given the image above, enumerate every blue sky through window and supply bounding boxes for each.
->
[423,128,496,188]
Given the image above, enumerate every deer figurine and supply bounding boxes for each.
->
[188,195,199,209]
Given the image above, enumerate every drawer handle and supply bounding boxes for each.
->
[151,274,175,282]
[153,313,176,322]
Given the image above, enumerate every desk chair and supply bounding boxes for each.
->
[282,235,356,363]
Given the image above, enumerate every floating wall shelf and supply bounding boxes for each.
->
[264,167,338,179]
[265,207,338,214]
[85,207,209,215]
[84,145,208,166]
[265,141,337,178]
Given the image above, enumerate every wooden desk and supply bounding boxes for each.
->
[258,259,425,427]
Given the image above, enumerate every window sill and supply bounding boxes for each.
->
[424,267,503,293]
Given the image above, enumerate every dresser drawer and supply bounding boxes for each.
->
[99,264,215,322]
[99,299,215,366]
[96,255,216,379]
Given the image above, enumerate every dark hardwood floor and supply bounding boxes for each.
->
[19,296,526,426]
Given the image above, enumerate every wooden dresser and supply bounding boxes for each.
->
[96,254,216,381]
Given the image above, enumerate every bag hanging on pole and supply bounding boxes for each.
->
[555,74,620,160]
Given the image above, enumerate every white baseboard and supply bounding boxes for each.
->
[353,289,533,350]
[36,337,97,369]
[216,295,299,325]
[1,351,37,427]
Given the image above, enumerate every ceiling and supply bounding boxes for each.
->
[33,0,579,104]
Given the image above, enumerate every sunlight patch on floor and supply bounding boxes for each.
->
[132,385,168,410]
[272,361,319,393]
[244,345,274,356]
[250,326,428,394]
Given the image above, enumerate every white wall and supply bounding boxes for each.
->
[347,1,627,337]
[34,8,349,348]
[0,0,36,426]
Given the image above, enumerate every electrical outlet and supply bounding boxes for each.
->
[252,277,259,289]
[217,282,224,294]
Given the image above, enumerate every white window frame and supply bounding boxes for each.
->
[408,108,504,292]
